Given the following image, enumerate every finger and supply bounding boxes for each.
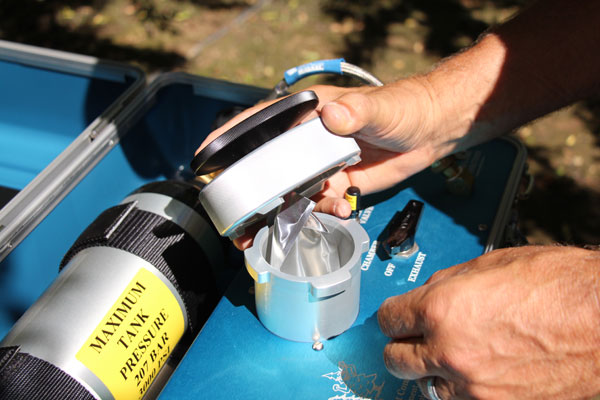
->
[378,288,428,338]
[424,266,461,285]
[343,144,438,195]
[423,256,487,285]
[232,222,264,251]
[383,338,431,380]
[233,235,254,251]
[314,146,437,202]
[320,85,422,151]
[314,197,351,219]
[423,248,525,285]
[307,84,354,111]
[320,92,373,136]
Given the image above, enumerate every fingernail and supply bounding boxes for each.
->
[333,200,351,218]
[323,102,351,132]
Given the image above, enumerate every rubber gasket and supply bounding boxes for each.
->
[191,90,318,175]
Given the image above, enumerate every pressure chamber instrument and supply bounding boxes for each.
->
[191,90,370,343]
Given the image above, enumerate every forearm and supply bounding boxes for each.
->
[423,0,600,155]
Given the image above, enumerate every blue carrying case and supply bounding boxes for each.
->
[0,41,267,340]
[0,40,527,400]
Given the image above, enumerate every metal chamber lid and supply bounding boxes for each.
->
[198,117,361,238]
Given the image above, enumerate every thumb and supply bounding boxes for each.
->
[320,92,375,136]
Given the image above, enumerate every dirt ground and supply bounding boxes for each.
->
[1,0,598,246]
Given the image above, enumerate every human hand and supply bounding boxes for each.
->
[378,245,600,399]
[305,79,446,218]
[197,79,448,249]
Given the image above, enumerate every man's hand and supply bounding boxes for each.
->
[378,245,600,399]
[198,80,443,250]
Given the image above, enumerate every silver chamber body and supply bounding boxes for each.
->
[244,213,369,342]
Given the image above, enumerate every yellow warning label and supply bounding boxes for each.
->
[344,192,358,211]
[76,268,184,400]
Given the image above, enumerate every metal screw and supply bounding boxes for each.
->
[478,224,488,231]
[312,341,324,351]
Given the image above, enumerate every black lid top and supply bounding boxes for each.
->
[190,90,319,176]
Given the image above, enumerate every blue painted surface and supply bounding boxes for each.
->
[160,139,519,400]
[0,60,132,189]
[0,75,263,339]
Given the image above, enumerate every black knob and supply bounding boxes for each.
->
[382,200,424,257]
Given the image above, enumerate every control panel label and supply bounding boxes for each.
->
[76,268,185,400]
[359,206,374,225]
[407,252,427,282]
[361,240,378,271]
[384,262,396,277]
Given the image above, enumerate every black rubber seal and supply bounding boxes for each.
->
[190,90,319,175]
